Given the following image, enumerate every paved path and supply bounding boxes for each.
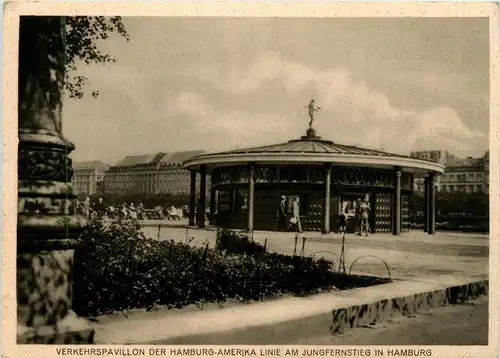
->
[296,295,489,345]
[141,226,488,281]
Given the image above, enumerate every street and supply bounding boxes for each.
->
[296,295,489,345]
[141,224,488,280]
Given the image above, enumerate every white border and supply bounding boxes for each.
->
[2,2,499,358]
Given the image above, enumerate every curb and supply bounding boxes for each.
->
[137,279,488,345]
[140,222,218,231]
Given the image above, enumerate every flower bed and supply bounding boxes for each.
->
[73,217,390,318]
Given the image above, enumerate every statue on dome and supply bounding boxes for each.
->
[306,99,321,128]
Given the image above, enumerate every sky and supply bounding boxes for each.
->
[62,17,490,165]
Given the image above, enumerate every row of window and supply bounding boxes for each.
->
[441,184,484,193]
[441,173,483,183]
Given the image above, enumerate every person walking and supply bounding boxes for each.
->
[94,197,106,216]
[291,196,302,233]
[338,209,348,235]
[121,202,129,219]
[360,197,371,236]
[129,202,138,220]
[355,198,362,236]
[83,197,91,217]
[137,202,144,220]
[278,195,288,231]
[75,198,81,215]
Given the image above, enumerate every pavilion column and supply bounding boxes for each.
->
[424,177,430,232]
[198,165,207,228]
[248,163,256,233]
[322,165,331,234]
[393,168,402,235]
[17,17,94,343]
[188,171,196,226]
[428,173,436,235]
[209,187,216,225]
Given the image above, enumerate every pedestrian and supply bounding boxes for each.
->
[121,202,129,219]
[75,198,81,215]
[355,198,362,236]
[137,202,144,220]
[291,196,302,233]
[84,196,91,217]
[360,197,371,236]
[129,202,138,220]
[278,195,288,231]
[94,197,106,216]
[338,210,347,235]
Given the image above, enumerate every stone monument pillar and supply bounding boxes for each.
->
[17,16,94,344]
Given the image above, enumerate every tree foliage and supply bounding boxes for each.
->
[412,191,488,217]
[65,16,130,99]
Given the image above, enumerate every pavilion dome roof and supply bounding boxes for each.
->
[183,128,445,175]
[220,138,408,158]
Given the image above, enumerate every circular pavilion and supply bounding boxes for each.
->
[183,128,444,235]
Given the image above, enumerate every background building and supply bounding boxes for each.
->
[72,160,109,196]
[104,150,208,196]
[410,150,489,194]
[440,154,489,193]
[410,150,456,192]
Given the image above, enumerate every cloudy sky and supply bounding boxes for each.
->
[62,17,489,165]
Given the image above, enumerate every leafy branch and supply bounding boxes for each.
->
[64,16,130,99]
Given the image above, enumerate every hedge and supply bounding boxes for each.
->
[73,216,389,317]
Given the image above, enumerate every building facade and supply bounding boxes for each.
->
[440,154,489,193]
[72,160,108,196]
[410,150,456,192]
[411,150,489,194]
[104,151,208,196]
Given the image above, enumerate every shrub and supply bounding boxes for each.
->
[215,229,266,256]
[73,216,389,317]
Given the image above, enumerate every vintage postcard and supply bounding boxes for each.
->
[2,1,499,358]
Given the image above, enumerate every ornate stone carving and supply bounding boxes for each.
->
[18,197,74,215]
[18,147,73,182]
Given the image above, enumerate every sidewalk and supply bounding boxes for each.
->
[87,225,491,344]
[93,276,488,345]
[141,226,488,281]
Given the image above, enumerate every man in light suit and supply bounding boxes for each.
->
[292,196,302,233]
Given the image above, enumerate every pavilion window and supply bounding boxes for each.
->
[234,189,248,212]
[217,190,232,213]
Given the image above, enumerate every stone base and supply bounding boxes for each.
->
[301,127,322,140]
[17,311,94,344]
